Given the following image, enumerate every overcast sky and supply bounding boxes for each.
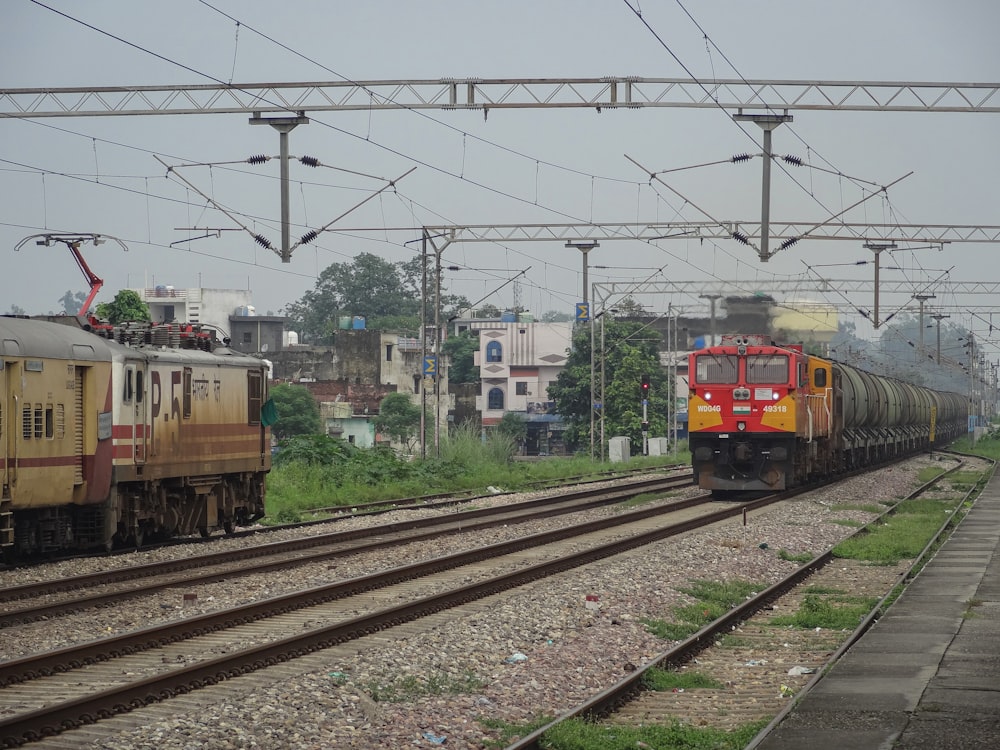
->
[2,1,998,345]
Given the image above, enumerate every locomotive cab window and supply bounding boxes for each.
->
[124,366,145,405]
[746,354,789,384]
[814,368,828,388]
[247,370,263,426]
[694,354,738,384]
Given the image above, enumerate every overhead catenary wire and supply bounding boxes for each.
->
[11,3,972,336]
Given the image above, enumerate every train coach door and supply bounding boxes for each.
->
[1,360,19,492]
[1,359,15,549]
[125,362,149,465]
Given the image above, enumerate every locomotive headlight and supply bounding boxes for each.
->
[737,421,746,431]
[704,391,712,401]
[772,392,780,400]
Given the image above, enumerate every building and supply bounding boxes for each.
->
[269,329,450,455]
[473,320,572,455]
[131,285,291,355]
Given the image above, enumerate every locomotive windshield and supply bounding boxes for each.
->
[746,354,789,383]
[694,354,738,384]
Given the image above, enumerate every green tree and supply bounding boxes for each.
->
[541,309,573,322]
[59,290,89,315]
[94,290,151,324]
[269,383,322,439]
[283,253,422,340]
[495,411,527,443]
[548,318,667,454]
[442,330,480,384]
[273,433,356,465]
[615,296,647,317]
[7,304,27,316]
[398,255,472,325]
[374,392,423,452]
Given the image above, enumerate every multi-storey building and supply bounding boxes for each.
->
[473,320,573,455]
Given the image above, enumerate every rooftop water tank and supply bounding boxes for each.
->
[352,316,366,330]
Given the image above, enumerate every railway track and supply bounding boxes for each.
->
[0,473,694,626]
[1,455,976,748]
[504,455,983,749]
[0,464,688,569]
[0,476,767,747]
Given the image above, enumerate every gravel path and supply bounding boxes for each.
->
[5,454,968,749]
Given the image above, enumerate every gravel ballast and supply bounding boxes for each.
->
[6,454,971,750]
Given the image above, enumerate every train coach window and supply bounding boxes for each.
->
[21,405,31,439]
[746,354,789,384]
[136,370,144,403]
[182,368,193,419]
[694,354,738,384]
[124,367,134,404]
[45,405,54,439]
[248,370,263,425]
[33,404,43,439]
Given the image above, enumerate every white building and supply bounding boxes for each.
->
[473,320,573,455]
[131,286,253,340]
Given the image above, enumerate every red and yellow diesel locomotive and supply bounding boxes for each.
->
[1,315,270,558]
[687,334,967,492]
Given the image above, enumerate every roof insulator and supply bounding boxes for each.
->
[247,154,269,165]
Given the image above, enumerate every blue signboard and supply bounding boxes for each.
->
[576,302,590,322]
[423,355,437,377]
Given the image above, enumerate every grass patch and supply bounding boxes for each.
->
[540,717,769,750]
[716,634,756,649]
[945,470,986,493]
[643,579,765,641]
[643,668,723,691]
[963,598,984,619]
[770,593,878,630]
[478,716,554,748]
[777,549,813,563]
[265,430,689,520]
[917,466,947,483]
[362,670,484,703]
[833,497,961,565]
